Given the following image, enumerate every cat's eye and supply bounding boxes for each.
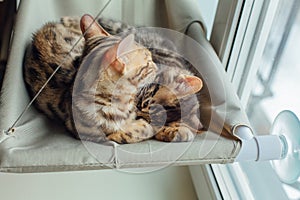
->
[64,37,73,44]
[143,101,149,108]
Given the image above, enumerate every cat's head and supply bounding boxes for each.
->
[80,14,158,88]
[137,71,203,128]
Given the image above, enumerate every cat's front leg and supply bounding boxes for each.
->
[154,122,196,142]
[107,119,155,144]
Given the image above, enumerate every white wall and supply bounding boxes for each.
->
[0,167,197,200]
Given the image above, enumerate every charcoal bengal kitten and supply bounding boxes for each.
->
[24,15,203,143]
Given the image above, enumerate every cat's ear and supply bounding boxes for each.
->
[106,34,136,74]
[80,14,110,40]
[176,75,203,97]
[110,34,138,74]
[116,34,136,62]
[106,34,138,74]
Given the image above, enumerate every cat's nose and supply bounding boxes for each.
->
[149,61,158,72]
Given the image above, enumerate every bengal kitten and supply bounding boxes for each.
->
[98,17,204,142]
[24,15,203,143]
[24,15,158,143]
[136,71,203,142]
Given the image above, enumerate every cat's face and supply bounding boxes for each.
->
[80,15,157,89]
[103,35,157,88]
[142,84,182,126]
[137,72,203,126]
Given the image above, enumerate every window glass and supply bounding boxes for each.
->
[246,0,300,198]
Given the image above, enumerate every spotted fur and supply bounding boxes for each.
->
[24,15,157,143]
[24,15,204,143]
[98,18,204,142]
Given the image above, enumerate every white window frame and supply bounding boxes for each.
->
[191,0,292,199]
[227,0,281,106]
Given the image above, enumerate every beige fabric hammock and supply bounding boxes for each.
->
[0,0,251,173]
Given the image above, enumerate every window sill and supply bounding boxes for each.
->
[211,162,289,199]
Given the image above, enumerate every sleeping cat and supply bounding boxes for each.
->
[25,15,158,143]
[24,15,203,143]
[136,73,203,142]
[98,17,205,142]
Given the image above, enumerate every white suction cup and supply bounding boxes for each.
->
[271,110,300,184]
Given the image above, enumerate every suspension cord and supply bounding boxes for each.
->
[4,0,112,135]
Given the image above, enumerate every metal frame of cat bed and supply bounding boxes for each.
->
[0,0,284,173]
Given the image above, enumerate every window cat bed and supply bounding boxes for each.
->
[0,0,253,173]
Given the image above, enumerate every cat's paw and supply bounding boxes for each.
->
[155,126,195,142]
[107,119,155,144]
[107,132,128,144]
